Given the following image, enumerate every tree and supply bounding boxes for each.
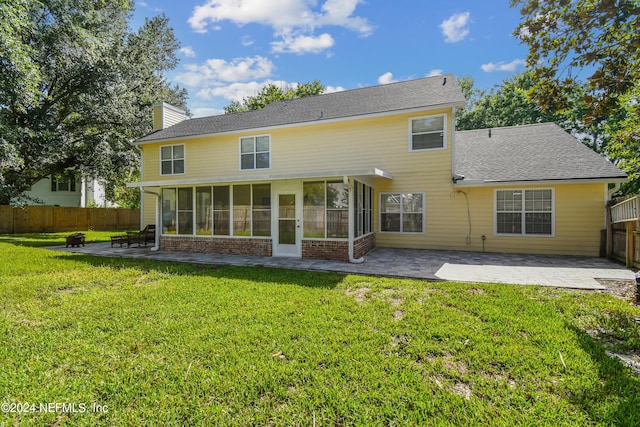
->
[0,0,188,205]
[457,72,570,130]
[224,80,324,114]
[511,0,640,193]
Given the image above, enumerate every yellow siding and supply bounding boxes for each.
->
[152,104,185,131]
[141,109,453,183]
[152,107,164,132]
[164,109,185,128]
[140,108,609,256]
[142,190,158,227]
[375,183,607,256]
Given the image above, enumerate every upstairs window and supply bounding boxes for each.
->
[161,144,185,175]
[410,115,446,151]
[240,135,270,170]
[51,175,76,192]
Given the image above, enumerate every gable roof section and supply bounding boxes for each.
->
[137,74,465,144]
[455,123,626,183]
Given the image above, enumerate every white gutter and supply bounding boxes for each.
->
[126,167,392,189]
[346,176,365,264]
[141,188,160,252]
[453,177,628,187]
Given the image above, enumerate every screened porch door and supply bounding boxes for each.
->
[274,191,302,257]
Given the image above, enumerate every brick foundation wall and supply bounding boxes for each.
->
[302,239,349,261]
[160,233,376,262]
[160,236,272,257]
[354,233,376,259]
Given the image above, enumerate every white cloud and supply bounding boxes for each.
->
[440,12,471,43]
[188,0,372,54]
[189,0,310,33]
[378,72,398,85]
[325,85,345,93]
[376,70,443,86]
[196,80,293,101]
[241,35,255,46]
[175,56,275,87]
[179,46,196,58]
[481,59,526,72]
[191,107,225,118]
[271,33,335,54]
[318,0,374,36]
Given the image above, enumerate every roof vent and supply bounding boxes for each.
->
[443,77,447,86]
[488,129,492,138]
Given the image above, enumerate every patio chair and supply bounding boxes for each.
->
[126,224,156,247]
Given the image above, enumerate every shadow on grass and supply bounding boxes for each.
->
[0,232,129,248]
[0,233,69,247]
[52,251,345,290]
[567,324,640,425]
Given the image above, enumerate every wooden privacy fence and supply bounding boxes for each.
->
[0,206,140,234]
[607,195,640,268]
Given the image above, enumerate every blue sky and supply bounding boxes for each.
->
[132,0,529,118]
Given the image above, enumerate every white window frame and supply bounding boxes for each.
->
[408,114,447,152]
[239,134,271,171]
[51,175,77,192]
[379,192,426,234]
[160,184,271,238]
[160,144,185,176]
[494,188,555,237]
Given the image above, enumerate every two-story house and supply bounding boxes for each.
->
[18,175,113,207]
[129,75,626,262]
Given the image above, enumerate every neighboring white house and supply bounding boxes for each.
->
[18,175,115,207]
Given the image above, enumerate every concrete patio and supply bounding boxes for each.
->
[49,242,637,291]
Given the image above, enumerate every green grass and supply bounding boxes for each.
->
[0,236,639,425]
[0,231,135,248]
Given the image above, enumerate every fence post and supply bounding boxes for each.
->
[627,221,634,268]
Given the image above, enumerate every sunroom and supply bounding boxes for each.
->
[131,168,391,262]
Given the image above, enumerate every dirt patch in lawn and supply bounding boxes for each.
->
[345,287,370,303]
[594,278,636,301]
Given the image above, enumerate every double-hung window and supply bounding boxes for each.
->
[380,192,425,233]
[240,135,270,170]
[161,144,185,175]
[410,115,446,151]
[51,175,76,192]
[496,189,553,235]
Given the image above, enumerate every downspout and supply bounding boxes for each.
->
[137,145,145,227]
[346,176,365,264]
[141,188,160,252]
[608,182,621,199]
[451,107,464,184]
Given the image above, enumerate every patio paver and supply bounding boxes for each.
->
[49,243,636,290]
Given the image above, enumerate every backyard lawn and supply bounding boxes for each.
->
[0,236,639,425]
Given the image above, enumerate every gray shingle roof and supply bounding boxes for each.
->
[455,123,626,182]
[137,74,465,143]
